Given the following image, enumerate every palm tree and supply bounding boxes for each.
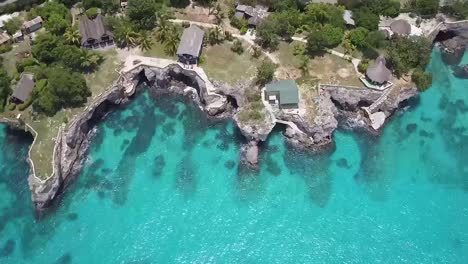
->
[208,27,222,45]
[342,39,356,56]
[121,26,140,47]
[81,52,102,70]
[155,18,170,43]
[138,32,153,52]
[164,30,180,56]
[64,27,81,46]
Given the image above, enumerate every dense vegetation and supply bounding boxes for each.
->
[5,1,104,115]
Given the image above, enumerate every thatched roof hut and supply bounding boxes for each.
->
[366,56,392,84]
[390,19,411,36]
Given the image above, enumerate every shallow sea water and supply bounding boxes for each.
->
[0,50,467,263]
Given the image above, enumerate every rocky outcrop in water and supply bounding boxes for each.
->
[434,22,468,66]
[453,65,468,79]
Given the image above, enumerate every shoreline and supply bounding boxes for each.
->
[4,60,419,215]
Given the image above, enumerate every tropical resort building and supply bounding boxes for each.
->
[22,16,43,34]
[379,17,423,38]
[390,19,411,36]
[11,73,35,104]
[12,31,23,42]
[79,14,114,49]
[234,4,269,28]
[360,56,393,90]
[0,31,11,46]
[264,80,300,109]
[177,25,205,65]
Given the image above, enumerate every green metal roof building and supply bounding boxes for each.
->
[264,80,299,109]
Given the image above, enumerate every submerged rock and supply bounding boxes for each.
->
[453,65,468,79]
[240,141,259,170]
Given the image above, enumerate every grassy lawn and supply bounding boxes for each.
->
[1,50,120,179]
[202,41,262,85]
[85,50,121,96]
[274,41,364,87]
[1,41,32,77]
[143,40,176,60]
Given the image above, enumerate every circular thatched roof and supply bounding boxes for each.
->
[390,19,411,36]
[366,56,392,84]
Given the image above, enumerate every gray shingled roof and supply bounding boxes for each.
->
[12,73,35,102]
[366,56,392,84]
[79,14,113,45]
[23,16,42,29]
[177,25,205,58]
[266,80,299,105]
[390,19,411,36]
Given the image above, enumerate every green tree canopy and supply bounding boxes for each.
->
[442,0,468,19]
[306,24,344,54]
[406,0,439,17]
[255,60,276,86]
[0,67,11,110]
[32,67,90,115]
[347,27,369,48]
[385,36,432,76]
[127,0,164,30]
[411,68,432,91]
[303,3,345,28]
[3,17,21,35]
[353,7,380,31]
[45,14,69,35]
[32,33,61,64]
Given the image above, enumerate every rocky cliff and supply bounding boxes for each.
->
[28,64,231,214]
[26,64,418,214]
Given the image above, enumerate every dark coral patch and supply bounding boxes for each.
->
[216,141,229,151]
[265,158,281,176]
[88,159,104,173]
[336,158,351,169]
[97,191,106,199]
[162,122,176,137]
[55,253,72,264]
[406,123,418,133]
[153,155,165,178]
[224,160,236,170]
[419,130,434,138]
[66,213,78,221]
[0,239,15,257]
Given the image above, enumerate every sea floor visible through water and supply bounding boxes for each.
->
[0,50,467,263]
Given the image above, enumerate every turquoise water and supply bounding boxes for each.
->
[0,50,467,263]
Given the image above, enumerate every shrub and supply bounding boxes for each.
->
[182,21,190,28]
[358,59,370,74]
[245,89,261,102]
[230,16,248,30]
[16,57,39,73]
[62,116,68,124]
[412,68,432,92]
[256,60,276,86]
[231,39,244,54]
[7,102,16,111]
[198,55,206,65]
[0,44,13,54]
[224,30,233,41]
[251,46,262,59]
[86,7,99,19]
[240,27,247,35]
[18,96,33,111]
